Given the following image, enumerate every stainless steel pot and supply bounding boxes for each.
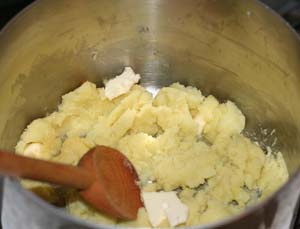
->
[1,0,300,228]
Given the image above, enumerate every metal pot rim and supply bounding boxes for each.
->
[1,0,300,228]
[6,170,299,229]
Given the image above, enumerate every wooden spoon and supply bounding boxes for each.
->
[0,145,143,220]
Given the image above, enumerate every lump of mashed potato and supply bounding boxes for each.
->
[16,68,288,228]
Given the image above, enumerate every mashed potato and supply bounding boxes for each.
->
[16,70,288,227]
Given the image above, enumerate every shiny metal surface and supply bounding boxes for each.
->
[0,0,300,228]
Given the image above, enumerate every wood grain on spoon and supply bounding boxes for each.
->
[0,146,143,220]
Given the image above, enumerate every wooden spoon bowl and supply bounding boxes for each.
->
[79,146,142,219]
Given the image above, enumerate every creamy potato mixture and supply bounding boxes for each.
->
[16,67,288,227]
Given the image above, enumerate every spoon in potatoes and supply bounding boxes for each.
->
[0,145,143,220]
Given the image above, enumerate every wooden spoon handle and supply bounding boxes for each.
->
[0,150,94,190]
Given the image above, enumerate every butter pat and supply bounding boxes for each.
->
[142,192,166,227]
[104,67,141,100]
[194,114,206,135]
[142,191,188,227]
[23,143,42,158]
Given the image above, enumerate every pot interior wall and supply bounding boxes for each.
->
[0,0,300,187]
